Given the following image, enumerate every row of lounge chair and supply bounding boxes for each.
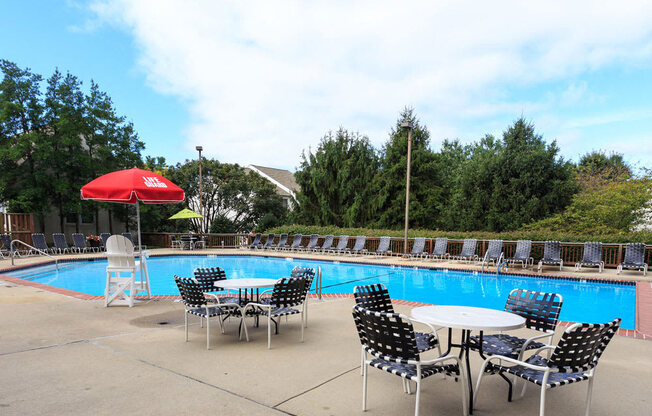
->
[246,234,649,275]
[0,232,135,258]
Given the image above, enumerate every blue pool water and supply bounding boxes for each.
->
[6,255,635,329]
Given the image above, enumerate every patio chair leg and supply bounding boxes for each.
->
[402,378,408,393]
[414,380,421,416]
[360,347,366,375]
[268,313,272,349]
[206,315,210,350]
[585,376,595,416]
[406,380,412,394]
[362,360,368,411]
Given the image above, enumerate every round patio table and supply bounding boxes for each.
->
[412,305,525,415]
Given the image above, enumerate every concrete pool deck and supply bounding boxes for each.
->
[1,278,651,415]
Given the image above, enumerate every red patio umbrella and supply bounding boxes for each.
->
[80,168,185,253]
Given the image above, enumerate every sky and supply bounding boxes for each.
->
[2,1,652,171]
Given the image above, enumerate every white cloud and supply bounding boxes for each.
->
[90,0,652,169]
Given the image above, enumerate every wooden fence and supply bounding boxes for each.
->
[0,213,34,246]
[141,232,652,269]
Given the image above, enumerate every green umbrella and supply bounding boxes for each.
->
[168,208,203,220]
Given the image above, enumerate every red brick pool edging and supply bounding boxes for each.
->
[1,254,650,340]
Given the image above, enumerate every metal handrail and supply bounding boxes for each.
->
[10,239,58,270]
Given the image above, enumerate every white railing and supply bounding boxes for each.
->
[10,239,58,270]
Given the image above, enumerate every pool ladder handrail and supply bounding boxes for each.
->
[10,239,59,270]
[496,260,509,275]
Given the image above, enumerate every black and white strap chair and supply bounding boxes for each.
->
[575,242,604,273]
[538,241,563,272]
[470,289,563,360]
[244,277,306,349]
[429,237,449,260]
[354,284,441,375]
[291,267,316,327]
[617,243,647,276]
[507,240,534,269]
[353,305,468,416]
[174,276,242,349]
[481,239,504,268]
[193,267,240,305]
[474,318,621,416]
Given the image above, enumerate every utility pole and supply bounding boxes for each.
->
[401,122,413,255]
[195,146,203,233]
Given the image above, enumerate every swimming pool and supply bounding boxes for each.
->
[5,255,635,329]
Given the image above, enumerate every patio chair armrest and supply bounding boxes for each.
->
[405,317,440,338]
[483,354,549,371]
[530,345,557,357]
[243,302,269,311]
[260,289,273,296]
[420,353,462,366]
[518,332,555,360]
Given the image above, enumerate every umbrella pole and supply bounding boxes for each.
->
[136,203,144,287]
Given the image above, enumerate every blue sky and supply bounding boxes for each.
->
[2,1,652,171]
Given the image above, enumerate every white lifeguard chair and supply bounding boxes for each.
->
[105,235,151,307]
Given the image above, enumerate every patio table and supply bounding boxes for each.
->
[213,278,279,337]
[411,305,525,414]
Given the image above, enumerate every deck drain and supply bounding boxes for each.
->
[158,321,170,325]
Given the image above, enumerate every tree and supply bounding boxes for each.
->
[373,108,442,229]
[0,60,144,232]
[294,128,379,227]
[451,118,577,232]
[577,151,632,191]
[165,159,286,233]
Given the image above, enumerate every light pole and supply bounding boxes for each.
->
[195,145,203,234]
[401,122,413,254]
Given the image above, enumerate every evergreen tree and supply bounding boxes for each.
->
[373,108,442,229]
[294,128,379,227]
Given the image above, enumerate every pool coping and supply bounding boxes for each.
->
[1,251,650,340]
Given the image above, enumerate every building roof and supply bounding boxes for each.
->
[248,165,300,197]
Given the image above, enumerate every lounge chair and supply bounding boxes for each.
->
[353,305,468,416]
[506,240,533,269]
[274,233,289,250]
[428,238,449,260]
[100,233,111,251]
[370,236,392,257]
[354,284,441,375]
[243,277,307,349]
[31,233,55,255]
[52,233,71,254]
[406,237,427,259]
[345,236,367,255]
[261,233,276,249]
[475,318,621,416]
[537,241,563,272]
[299,234,319,252]
[453,239,478,263]
[0,234,30,257]
[315,234,334,253]
[470,289,562,360]
[617,243,647,276]
[170,234,183,249]
[248,233,262,249]
[284,234,303,251]
[575,242,604,273]
[174,275,241,350]
[329,235,349,255]
[122,232,134,245]
[481,240,503,268]
[72,233,95,253]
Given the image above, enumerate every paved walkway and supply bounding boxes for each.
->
[0,280,651,415]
